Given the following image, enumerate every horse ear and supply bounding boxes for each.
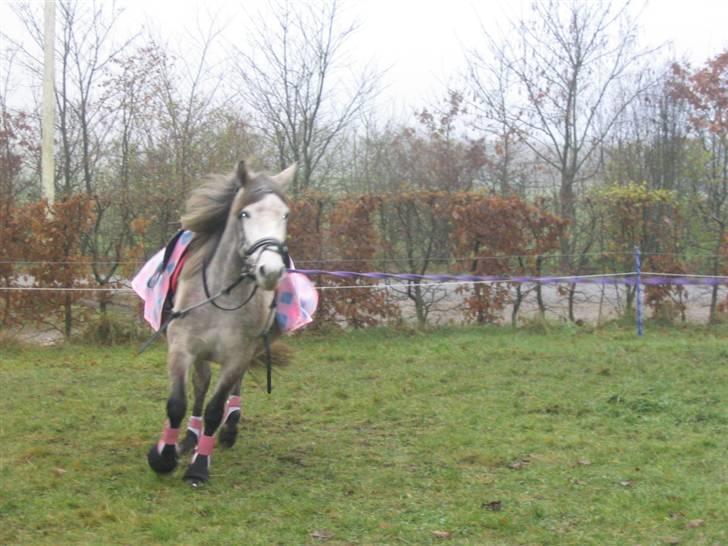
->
[272,163,296,192]
[235,160,248,187]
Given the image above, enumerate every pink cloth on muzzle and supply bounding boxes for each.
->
[275,268,319,332]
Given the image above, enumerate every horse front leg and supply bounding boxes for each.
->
[183,363,247,486]
[219,375,244,449]
[147,350,191,474]
[179,360,212,455]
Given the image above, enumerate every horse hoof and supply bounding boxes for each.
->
[183,455,209,485]
[179,430,199,455]
[147,443,178,474]
[218,424,238,449]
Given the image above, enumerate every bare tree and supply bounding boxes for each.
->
[377,193,452,327]
[467,51,533,196]
[10,0,135,197]
[9,1,143,321]
[151,17,228,199]
[234,0,379,194]
[468,0,656,268]
[0,44,37,205]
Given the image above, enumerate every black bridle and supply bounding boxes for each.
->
[243,237,291,269]
[201,237,290,311]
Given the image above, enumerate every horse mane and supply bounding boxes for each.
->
[180,173,240,278]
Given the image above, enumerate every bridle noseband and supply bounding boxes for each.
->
[242,237,291,271]
[201,236,289,312]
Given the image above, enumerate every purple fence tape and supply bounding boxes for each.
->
[289,269,728,287]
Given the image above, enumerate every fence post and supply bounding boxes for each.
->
[634,246,644,336]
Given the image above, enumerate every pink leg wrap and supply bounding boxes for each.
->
[157,421,179,454]
[162,425,180,444]
[187,416,202,437]
[197,434,215,457]
[225,396,241,421]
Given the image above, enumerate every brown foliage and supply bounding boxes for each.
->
[599,183,686,318]
[286,191,565,327]
[1,190,569,331]
[0,196,95,335]
[287,193,328,267]
[670,51,728,136]
[289,194,400,328]
[451,194,567,323]
[326,195,399,328]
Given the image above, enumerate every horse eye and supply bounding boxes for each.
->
[282,212,289,220]
[239,211,249,219]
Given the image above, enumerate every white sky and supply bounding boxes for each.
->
[2,0,727,115]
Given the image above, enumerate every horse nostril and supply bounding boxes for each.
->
[259,265,266,277]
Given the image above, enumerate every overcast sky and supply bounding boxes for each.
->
[2,0,727,115]
[124,0,728,109]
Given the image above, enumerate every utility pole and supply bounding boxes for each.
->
[42,0,55,205]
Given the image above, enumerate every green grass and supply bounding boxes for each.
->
[1,326,727,545]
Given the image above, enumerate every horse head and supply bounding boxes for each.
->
[232,161,295,291]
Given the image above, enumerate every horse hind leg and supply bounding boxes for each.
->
[179,361,212,455]
[147,351,190,474]
[219,377,243,449]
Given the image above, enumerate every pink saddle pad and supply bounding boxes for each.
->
[132,231,193,331]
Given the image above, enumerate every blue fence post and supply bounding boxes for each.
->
[634,246,644,336]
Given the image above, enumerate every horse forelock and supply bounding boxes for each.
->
[233,175,288,214]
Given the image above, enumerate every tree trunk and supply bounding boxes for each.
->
[709,247,723,324]
[64,293,72,338]
[559,171,576,273]
[511,284,522,327]
[709,276,719,324]
[413,282,427,327]
[535,255,545,317]
[597,283,605,325]
[567,283,577,323]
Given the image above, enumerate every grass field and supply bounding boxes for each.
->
[1,325,727,545]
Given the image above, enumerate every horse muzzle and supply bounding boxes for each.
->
[244,238,290,291]
[255,262,285,291]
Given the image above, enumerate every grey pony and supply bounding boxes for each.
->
[147,160,294,486]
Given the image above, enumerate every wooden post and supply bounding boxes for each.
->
[42,0,55,205]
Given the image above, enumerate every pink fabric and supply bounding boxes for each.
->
[187,416,202,436]
[275,269,318,332]
[197,434,215,456]
[132,230,193,331]
[225,396,241,421]
[161,423,180,445]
